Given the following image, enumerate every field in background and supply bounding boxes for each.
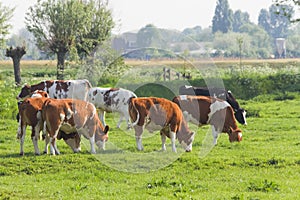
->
[0,59,299,199]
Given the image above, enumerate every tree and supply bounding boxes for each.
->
[258,9,270,33]
[75,0,114,59]
[25,0,114,79]
[0,2,14,48]
[5,46,26,85]
[258,5,293,39]
[232,10,251,32]
[212,0,233,33]
[136,24,164,48]
[7,28,41,60]
[274,0,300,22]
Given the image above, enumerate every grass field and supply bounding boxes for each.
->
[0,59,299,199]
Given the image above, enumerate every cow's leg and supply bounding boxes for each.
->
[19,124,26,156]
[49,136,60,155]
[134,126,144,151]
[211,126,219,145]
[89,134,96,154]
[32,124,41,155]
[169,131,177,153]
[49,128,60,155]
[160,132,167,151]
[98,110,106,126]
[125,113,131,129]
[117,114,124,129]
[43,133,50,154]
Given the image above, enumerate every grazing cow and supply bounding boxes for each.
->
[17,79,92,101]
[42,98,109,155]
[172,95,242,145]
[179,85,247,125]
[88,87,137,129]
[17,91,80,155]
[128,97,195,152]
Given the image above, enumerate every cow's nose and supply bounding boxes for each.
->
[238,133,242,142]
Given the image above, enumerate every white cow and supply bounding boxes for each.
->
[87,87,137,129]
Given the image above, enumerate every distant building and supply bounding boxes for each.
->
[111,32,138,53]
[275,38,286,58]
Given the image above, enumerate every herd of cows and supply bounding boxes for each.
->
[16,79,247,155]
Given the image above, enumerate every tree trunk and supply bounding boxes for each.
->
[13,57,22,85]
[5,46,26,86]
[57,51,66,80]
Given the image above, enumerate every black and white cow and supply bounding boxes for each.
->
[179,85,247,125]
[88,87,137,129]
[17,79,92,101]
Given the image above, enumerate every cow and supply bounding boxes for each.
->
[128,97,195,152]
[87,87,137,129]
[17,91,81,155]
[42,98,109,155]
[172,95,242,145]
[179,85,247,125]
[17,79,92,101]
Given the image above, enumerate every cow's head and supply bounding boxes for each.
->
[57,131,81,153]
[88,88,108,105]
[179,131,195,152]
[31,90,49,98]
[234,108,247,125]
[228,127,242,142]
[17,84,31,100]
[95,125,109,150]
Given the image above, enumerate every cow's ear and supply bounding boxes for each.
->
[227,91,233,97]
[104,125,109,134]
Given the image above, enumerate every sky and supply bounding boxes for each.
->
[2,0,273,35]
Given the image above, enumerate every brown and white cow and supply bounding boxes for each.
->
[128,97,195,152]
[42,98,109,155]
[88,87,137,129]
[172,95,242,145]
[17,79,92,101]
[17,90,80,155]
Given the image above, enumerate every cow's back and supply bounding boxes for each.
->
[129,97,183,127]
[173,95,212,125]
[19,97,47,126]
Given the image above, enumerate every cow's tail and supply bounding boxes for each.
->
[128,97,139,127]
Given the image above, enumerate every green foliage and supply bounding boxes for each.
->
[248,179,280,192]
[136,24,165,48]
[25,0,114,79]
[75,0,114,58]
[274,0,300,22]
[258,4,293,39]
[0,80,19,120]
[232,10,251,32]
[212,0,233,33]
[0,2,14,48]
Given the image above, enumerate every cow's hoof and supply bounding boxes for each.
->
[19,152,24,156]
[43,151,48,154]
[35,152,41,156]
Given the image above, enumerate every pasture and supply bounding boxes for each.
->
[0,59,300,199]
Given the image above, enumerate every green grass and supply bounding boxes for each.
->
[1,96,300,199]
[0,60,300,199]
